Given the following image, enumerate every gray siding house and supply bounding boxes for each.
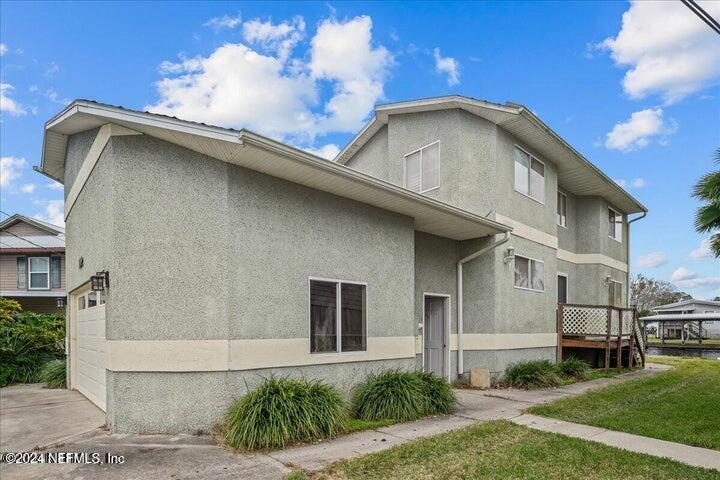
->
[38,96,646,433]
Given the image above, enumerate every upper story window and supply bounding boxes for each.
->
[405,141,440,193]
[514,146,545,203]
[28,257,50,290]
[608,207,622,242]
[310,278,367,354]
[557,191,567,228]
[514,255,545,292]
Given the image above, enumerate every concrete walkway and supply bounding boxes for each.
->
[271,364,709,472]
[512,414,720,471]
[0,384,106,451]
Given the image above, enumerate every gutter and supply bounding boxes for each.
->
[456,231,511,377]
[626,211,648,306]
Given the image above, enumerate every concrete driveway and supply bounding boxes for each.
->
[0,384,289,480]
[0,384,106,452]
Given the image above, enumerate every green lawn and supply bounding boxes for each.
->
[288,421,718,480]
[529,357,720,450]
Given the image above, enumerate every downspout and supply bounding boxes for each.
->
[457,231,511,377]
[626,211,647,306]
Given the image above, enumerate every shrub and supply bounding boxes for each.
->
[224,377,346,450]
[557,358,589,379]
[352,370,429,422]
[417,371,456,414]
[504,360,561,389]
[0,298,22,322]
[0,311,65,387]
[39,359,67,388]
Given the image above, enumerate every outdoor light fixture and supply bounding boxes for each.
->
[91,271,110,291]
[603,275,612,286]
[55,297,66,308]
[503,247,515,263]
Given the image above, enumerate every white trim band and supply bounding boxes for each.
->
[107,336,416,372]
[557,249,628,273]
[495,214,558,249]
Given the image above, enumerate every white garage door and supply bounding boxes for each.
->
[71,287,107,411]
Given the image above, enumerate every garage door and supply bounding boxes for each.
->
[71,286,107,411]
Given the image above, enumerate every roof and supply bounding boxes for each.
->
[38,100,511,241]
[653,299,720,312]
[640,312,720,322]
[335,95,647,215]
[0,214,65,251]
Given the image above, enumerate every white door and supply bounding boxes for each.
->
[424,296,446,377]
[70,286,107,411]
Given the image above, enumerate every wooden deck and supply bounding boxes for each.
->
[557,304,645,371]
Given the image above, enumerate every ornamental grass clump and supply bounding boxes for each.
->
[557,357,589,379]
[224,377,346,450]
[505,360,562,389]
[39,359,66,388]
[417,371,456,415]
[352,370,429,422]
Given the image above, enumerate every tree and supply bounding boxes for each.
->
[629,273,690,315]
[692,148,720,257]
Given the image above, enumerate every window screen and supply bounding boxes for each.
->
[405,142,440,192]
[514,147,544,202]
[557,192,567,227]
[310,280,337,353]
[341,283,366,352]
[558,275,568,304]
[514,256,545,292]
[29,257,49,289]
[51,255,62,289]
[16,256,26,289]
[310,279,366,354]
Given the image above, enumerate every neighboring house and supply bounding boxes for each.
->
[650,299,720,340]
[0,214,66,314]
[37,96,646,433]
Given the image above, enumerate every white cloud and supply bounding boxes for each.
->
[636,252,667,268]
[243,16,305,63]
[0,156,26,187]
[605,108,676,152]
[303,143,340,160]
[690,239,713,260]
[0,83,27,116]
[310,16,392,134]
[148,15,391,147]
[614,177,647,189]
[0,43,6,56]
[204,14,242,31]
[46,181,64,191]
[671,267,696,282]
[34,200,64,228]
[676,276,720,289]
[20,183,36,193]
[44,61,59,77]
[433,48,460,86]
[600,1,720,104]
[45,89,70,105]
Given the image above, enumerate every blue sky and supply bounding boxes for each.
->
[1,1,718,298]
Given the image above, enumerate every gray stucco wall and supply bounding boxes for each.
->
[346,125,389,179]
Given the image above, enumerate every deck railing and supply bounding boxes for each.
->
[558,303,645,369]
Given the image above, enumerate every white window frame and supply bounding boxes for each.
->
[608,207,622,243]
[557,191,567,228]
[404,140,441,194]
[28,256,50,290]
[513,145,545,204]
[308,276,368,355]
[513,255,545,293]
[557,272,568,304]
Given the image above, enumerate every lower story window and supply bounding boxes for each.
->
[310,279,367,353]
[514,255,545,292]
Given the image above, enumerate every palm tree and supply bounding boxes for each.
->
[692,148,720,257]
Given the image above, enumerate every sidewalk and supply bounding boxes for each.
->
[271,363,712,473]
[512,414,720,471]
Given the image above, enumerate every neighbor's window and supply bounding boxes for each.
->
[51,255,62,289]
[608,207,622,242]
[514,255,545,292]
[310,279,367,353]
[514,146,545,202]
[557,191,567,227]
[16,256,27,289]
[405,141,440,193]
[28,257,50,290]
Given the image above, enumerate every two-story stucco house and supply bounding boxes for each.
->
[0,214,66,314]
[37,96,646,433]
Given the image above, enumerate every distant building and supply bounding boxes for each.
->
[0,214,65,314]
[651,299,720,340]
